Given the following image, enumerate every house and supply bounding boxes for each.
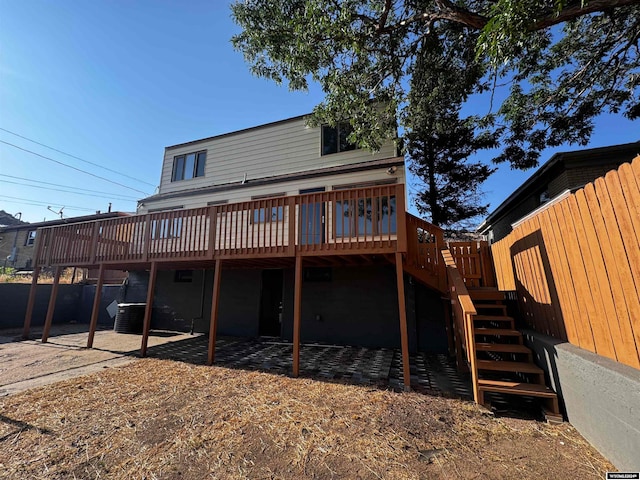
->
[477,141,640,243]
[0,211,130,271]
[124,115,449,345]
[21,114,562,415]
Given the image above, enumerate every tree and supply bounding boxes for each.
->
[231,0,640,169]
[405,25,496,229]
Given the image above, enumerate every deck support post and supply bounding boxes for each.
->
[292,255,302,377]
[22,267,41,339]
[395,252,411,389]
[41,266,62,343]
[442,295,455,358]
[140,262,158,357]
[87,264,105,348]
[207,259,222,365]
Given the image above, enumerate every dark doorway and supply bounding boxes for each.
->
[299,187,325,245]
[259,269,284,336]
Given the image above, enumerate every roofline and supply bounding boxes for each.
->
[479,140,640,233]
[165,113,310,151]
[0,212,132,231]
[138,157,405,205]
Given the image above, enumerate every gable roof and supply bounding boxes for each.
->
[0,211,132,232]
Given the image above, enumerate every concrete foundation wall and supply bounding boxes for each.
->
[523,329,640,471]
[0,283,122,329]
[216,269,262,337]
[127,265,448,352]
[77,284,125,327]
[281,265,402,348]
[126,268,263,336]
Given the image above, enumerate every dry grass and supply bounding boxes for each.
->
[0,358,613,479]
[0,267,85,284]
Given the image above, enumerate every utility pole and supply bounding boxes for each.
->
[9,212,22,270]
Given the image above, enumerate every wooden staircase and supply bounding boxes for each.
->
[438,245,561,421]
[403,215,561,420]
[468,287,561,421]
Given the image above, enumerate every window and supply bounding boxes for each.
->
[172,150,206,181]
[335,196,397,237]
[25,230,36,246]
[251,193,285,224]
[151,217,182,239]
[321,123,356,155]
[253,206,284,223]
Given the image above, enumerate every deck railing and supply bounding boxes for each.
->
[404,213,446,291]
[34,184,406,267]
[443,248,479,402]
[448,241,496,288]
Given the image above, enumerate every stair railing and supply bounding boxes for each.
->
[405,213,447,291]
[442,248,479,403]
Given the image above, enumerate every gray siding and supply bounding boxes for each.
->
[158,117,397,196]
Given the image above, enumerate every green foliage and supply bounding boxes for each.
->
[0,266,15,275]
[405,24,497,229]
[231,0,640,169]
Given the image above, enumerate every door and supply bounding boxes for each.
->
[259,269,284,336]
[299,187,325,245]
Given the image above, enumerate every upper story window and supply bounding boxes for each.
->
[172,151,206,181]
[25,230,36,246]
[321,124,357,156]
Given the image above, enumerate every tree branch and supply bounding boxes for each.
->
[533,0,640,30]
[373,0,640,36]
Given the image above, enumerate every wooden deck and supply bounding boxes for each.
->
[33,185,420,270]
[24,183,557,411]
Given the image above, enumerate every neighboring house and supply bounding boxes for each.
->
[0,212,130,271]
[477,141,640,243]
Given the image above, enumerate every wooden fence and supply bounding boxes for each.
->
[491,156,640,369]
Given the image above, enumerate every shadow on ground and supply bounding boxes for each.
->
[142,334,473,399]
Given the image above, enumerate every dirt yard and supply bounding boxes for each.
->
[0,358,613,479]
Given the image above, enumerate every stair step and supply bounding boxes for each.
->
[468,288,505,301]
[478,379,557,398]
[476,360,543,374]
[473,315,514,322]
[475,343,531,354]
[474,303,508,314]
[474,328,521,337]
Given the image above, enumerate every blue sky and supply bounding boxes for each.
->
[1,1,638,224]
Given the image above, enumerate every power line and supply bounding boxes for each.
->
[0,179,138,202]
[0,194,98,212]
[0,173,139,200]
[0,127,157,188]
[0,140,151,196]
